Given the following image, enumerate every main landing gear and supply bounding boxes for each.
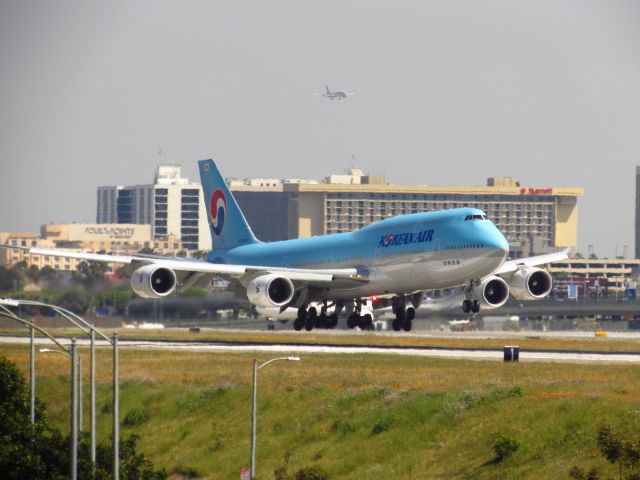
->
[293,304,339,331]
[461,280,480,314]
[345,299,374,331]
[391,296,414,332]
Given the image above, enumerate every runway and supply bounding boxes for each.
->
[1,334,639,364]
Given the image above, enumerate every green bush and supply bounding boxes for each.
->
[371,416,393,435]
[294,466,329,480]
[0,356,166,479]
[123,408,150,428]
[493,433,519,462]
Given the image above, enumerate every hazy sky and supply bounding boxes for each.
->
[1,1,639,258]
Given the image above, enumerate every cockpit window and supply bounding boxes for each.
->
[464,214,488,221]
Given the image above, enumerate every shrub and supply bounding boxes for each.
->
[371,417,393,435]
[123,408,150,428]
[330,419,355,437]
[569,466,600,480]
[493,433,519,462]
[294,466,329,480]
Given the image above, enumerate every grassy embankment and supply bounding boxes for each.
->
[2,342,640,479]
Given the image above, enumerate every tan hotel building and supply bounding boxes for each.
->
[0,224,185,272]
[231,170,584,258]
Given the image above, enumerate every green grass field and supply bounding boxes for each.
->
[2,342,640,479]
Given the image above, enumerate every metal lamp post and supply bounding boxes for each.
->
[0,301,70,424]
[0,298,120,480]
[40,342,79,480]
[250,356,300,480]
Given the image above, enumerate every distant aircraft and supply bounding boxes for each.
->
[315,84,355,100]
[5,158,568,332]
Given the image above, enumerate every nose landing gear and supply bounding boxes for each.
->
[461,280,481,314]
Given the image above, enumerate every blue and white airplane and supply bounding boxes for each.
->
[17,159,567,332]
[315,84,355,100]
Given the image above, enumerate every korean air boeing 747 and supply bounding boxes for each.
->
[11,159,568,332]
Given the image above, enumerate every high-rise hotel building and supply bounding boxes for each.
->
[231,169,583,258]
[97,165,211,251]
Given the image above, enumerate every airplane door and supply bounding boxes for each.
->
[433,237,441,254]
[326,251,335,266]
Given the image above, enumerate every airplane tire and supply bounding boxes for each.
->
[305,307,316,331]
[471,301,480,314]
[462,300,472,314]
[297,308,307,321]
[347,313,357,329]
[329,314,338,329]
[403,319,412,332]
[392,318,402,331]
[362,313,373,330]
[293,318,304,331]
[315,314,325,329]
[407,307,415,321]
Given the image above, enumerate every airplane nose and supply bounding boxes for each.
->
[482,230,509,259]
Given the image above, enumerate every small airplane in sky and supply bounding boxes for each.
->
[315,84,355,100]
[5,158,568,333]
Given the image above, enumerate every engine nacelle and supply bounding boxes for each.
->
[130,265,177,299]
[508,267,553,301]
[246,274,295,309]
[473,276,510,309]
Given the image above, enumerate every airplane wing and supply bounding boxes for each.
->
[495,249,570,275]
[9,246,367,285]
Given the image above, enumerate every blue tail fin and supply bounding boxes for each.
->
[198,159,259,250]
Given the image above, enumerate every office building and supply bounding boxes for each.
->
[0,224,185,272]
[231,169,583,257]
[97,165,211,251]
[549,258,640,295]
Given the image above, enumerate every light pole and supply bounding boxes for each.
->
[113,332,119,480]
[40,343,78,480]
[0,301,70,424]
[40,346,83,432]
[2,298,118,478]
[250,356,300,480]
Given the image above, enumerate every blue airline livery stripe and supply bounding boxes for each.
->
[377,229,434,248]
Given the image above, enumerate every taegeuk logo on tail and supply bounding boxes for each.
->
[210,189,227,236]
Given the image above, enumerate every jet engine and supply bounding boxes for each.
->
[508,267,553,301]
[246,274,295,309]
[473,276,510,309]
[130,265,177,299]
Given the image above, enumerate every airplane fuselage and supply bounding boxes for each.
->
[206,208,509,300]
